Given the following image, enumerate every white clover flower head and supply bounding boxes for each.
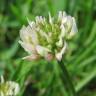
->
[19,11,78,61]
[0,76,20,96]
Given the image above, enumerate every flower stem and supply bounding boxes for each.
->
[58,59,77,96]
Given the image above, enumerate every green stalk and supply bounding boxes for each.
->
[58,59,77,96]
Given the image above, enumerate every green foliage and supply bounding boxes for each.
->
[0,0,96,96]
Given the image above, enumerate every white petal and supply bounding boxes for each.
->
[22,54,39,60]
[20,22,38,45]
[35,16,45,24]
[66,16,73,30]
[56,38,63,47]
[56,24,66,47]
[49,12,53,25]
[60,24,66,37]
[58,11,66,21]
[36,45,51,57]
[0,91,4,96]
[19,41,36,54]
[56,42,67,61]
[63,11,66,17]
[68,17,78,39]
[26,25,38,45]
[61,12,67,24]
[27,18,35,28]
[58,11,62,20]
[1,75,4,83]
[35,16,39,23]
[20,25,29,42]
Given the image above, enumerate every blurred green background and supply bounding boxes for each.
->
[0,0,96,96]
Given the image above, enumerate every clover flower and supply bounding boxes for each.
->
[19,11,78,61]
[0,76,20,96]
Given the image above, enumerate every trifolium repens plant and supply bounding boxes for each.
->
[0,75,20,96]
[19,11,78,61]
